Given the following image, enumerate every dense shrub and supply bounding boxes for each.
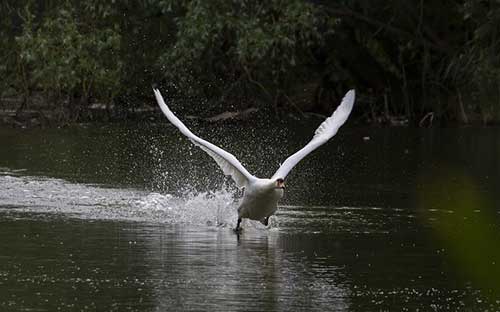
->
[1,0,500,124]
[14,1,122,121]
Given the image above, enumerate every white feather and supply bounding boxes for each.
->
[153,89,255,188]
[272,90,355,180]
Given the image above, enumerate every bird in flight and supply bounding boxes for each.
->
[153,88,355,232]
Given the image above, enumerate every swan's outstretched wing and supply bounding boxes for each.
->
[153,89,255,188]
[272,90,355,180]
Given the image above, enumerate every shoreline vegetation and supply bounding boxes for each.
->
[2,1,500,127]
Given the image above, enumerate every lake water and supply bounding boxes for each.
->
[0,121,499,311]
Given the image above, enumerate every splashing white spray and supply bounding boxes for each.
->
[133,189,238,225]
[0,173,240,226]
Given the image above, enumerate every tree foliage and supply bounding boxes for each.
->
[156,0,333,113]
[1,0,500,125]
[14,1,122,121]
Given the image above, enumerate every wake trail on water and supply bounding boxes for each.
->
[0,172,240,226]
[0,171,423,234]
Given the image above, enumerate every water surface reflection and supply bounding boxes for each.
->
[0,124,499,311]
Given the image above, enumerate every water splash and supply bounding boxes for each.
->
[0,173,239,225]
[132,190,238,225]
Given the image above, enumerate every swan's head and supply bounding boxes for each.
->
[275,178,285,190]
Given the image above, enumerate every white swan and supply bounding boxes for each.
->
[153,88,355,231]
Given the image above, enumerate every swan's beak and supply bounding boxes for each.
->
[276,179,285,189]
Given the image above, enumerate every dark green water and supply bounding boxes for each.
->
[0,122,499,311]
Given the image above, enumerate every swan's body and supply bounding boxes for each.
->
[153,88,355,231]
[238,178,284,224]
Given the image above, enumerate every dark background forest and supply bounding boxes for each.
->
[1,0,500,126]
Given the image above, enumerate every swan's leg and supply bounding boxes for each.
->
[234,218,242,232]
[261,217,269,226]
